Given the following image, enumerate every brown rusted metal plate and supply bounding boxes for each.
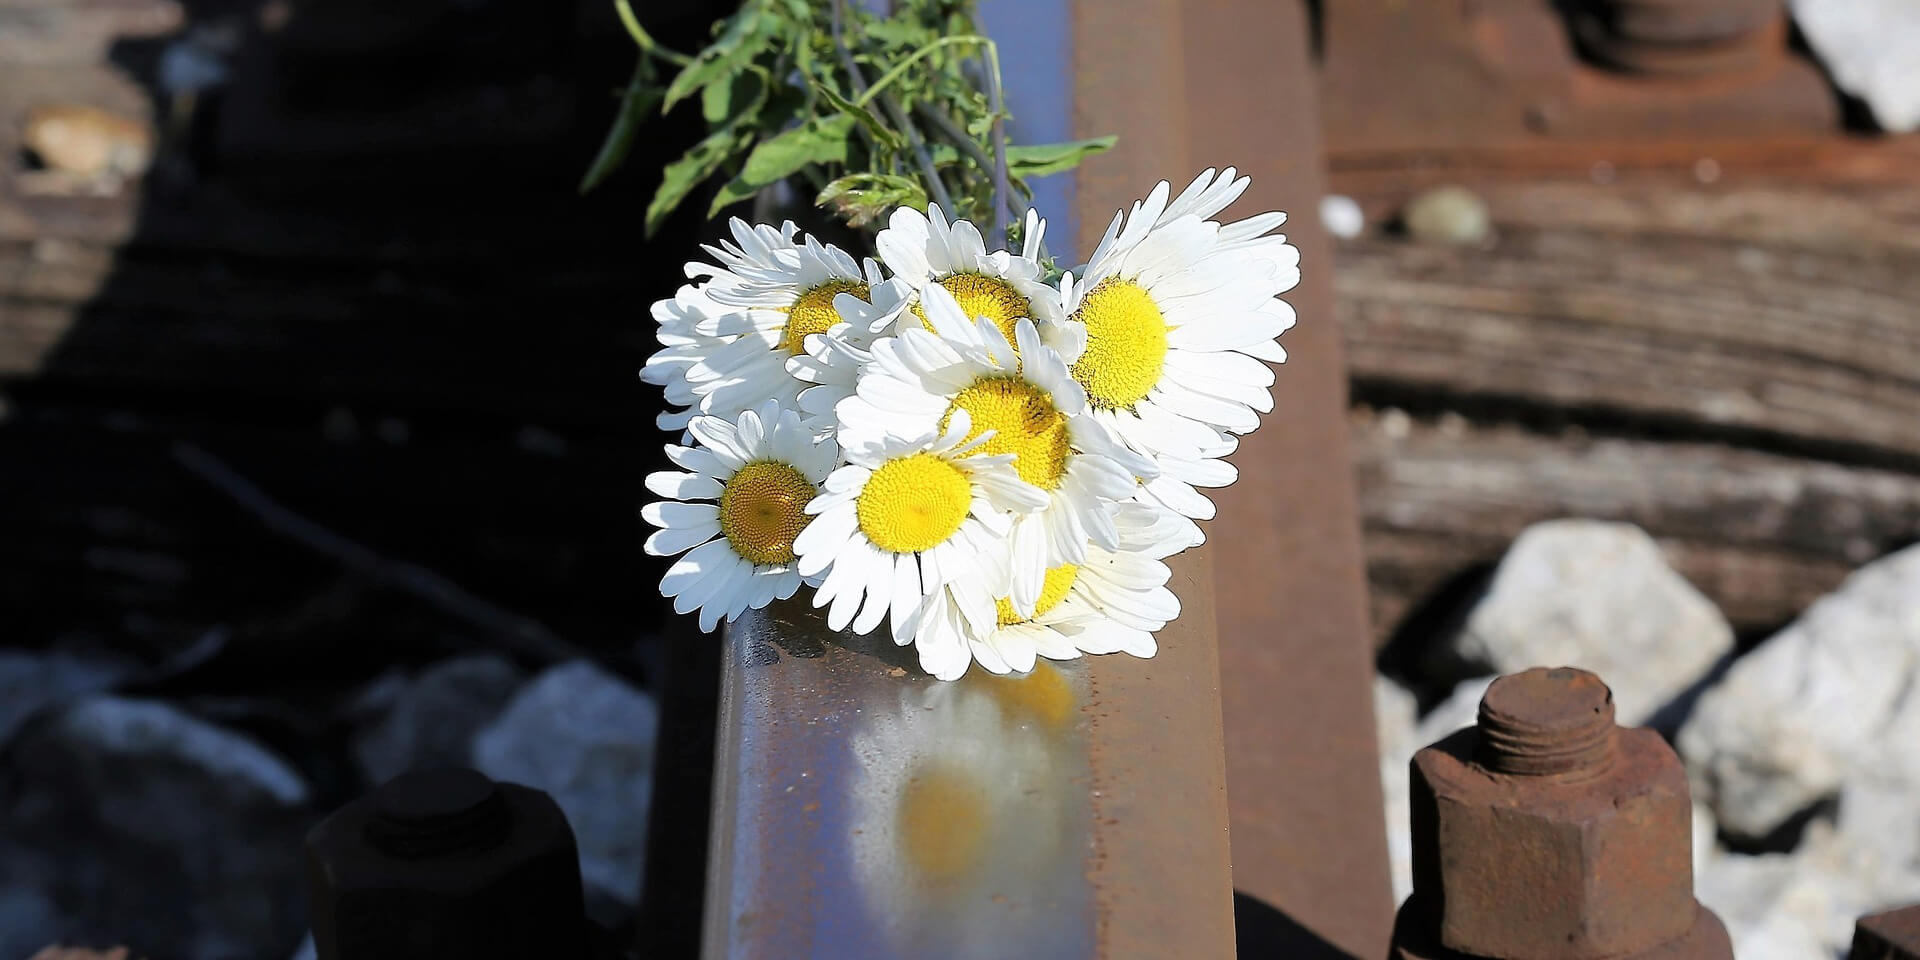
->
[1320,0,1836,157]
[699,550,1233,960]
[1854,905,1920,960]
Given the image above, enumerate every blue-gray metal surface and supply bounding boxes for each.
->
[700,552,1233,960]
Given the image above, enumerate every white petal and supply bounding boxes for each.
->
[644,521,721,557]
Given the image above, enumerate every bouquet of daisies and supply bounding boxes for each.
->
[638,169,1298,681]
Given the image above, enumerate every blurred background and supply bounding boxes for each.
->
[2,0,1918,958]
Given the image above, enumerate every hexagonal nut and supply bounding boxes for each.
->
[306,779,585,958]
[1409,726,1695,960]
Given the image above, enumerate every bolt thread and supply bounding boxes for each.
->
[1475,667,1617,778]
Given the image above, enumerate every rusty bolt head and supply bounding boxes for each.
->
[1407,667,1697,960]
[1570,0,1781,76]
[1589,0,1780,47]
[1392,900,1733,960]
[1853,904,1920,960]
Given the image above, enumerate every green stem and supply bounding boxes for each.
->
[831,0,954,214]
[615,0,693,66]
[984,41,1010,246]
[854,35,993,109]
[578,58,659,194]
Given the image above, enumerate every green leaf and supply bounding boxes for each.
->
[866,19,933,49]
[706,174,762,219]
[646,127,751,237]
[661,7,774,113]
[701,68,765,126]
[1005,136,1118,177]
[817,173,928,227]
[738,114,857,187]
[812,80,903,152]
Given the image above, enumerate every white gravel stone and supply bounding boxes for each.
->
[1790,0,1920,132]
[473,660,659,905]
[1679,544,1920,839]
[1695,850,1828,960]
[1452,521,1732,726]
[349,654,524,785]
[1697,808,1920,960]
[1376,674,1496,906]
[1374,676,1418,906]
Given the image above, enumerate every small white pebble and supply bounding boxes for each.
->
[1320,194,1365,240]
[1380,407,1413,440]
[1403,186,1490,246]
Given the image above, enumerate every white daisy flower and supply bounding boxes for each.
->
[836,283,1155,618]
[641,400,836,632]
[640,265,736,430]
[785,277,915,430]
[793,413,1046,638]
[1046,168,1300,526]
[641,218,884,430]
[910,502,1187,680]
[875,205,1061,343]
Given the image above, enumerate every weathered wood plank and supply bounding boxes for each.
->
[0,0,183,67]
[1336,210,1920,465]
[1331,176,1920,258]
[1351,407,1920,645]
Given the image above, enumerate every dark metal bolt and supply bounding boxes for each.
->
[1390,667,1733,960]
[1568,0,1783,76]
[307,768,588,960]
[363,767,512,859]
[1853,904,1920,960]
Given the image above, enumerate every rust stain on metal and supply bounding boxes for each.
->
[1853,904,1920,960]
[1390,667,1733,960]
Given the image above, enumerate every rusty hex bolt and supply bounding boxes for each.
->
[306,768,588,959]
[1569,0,1782,76]
[1852,904,1920,960]
[1389,667,1733,960]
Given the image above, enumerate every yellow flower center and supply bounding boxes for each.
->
[979,664,1074,729]
[857,453,973,554]
[994,564,1079,626]
[781,280,869,355]
[898,765,988,882]
[914,273,1031,345]
[941,376,1069,490]
[1069,277,1168,410]
[717,460,817,566]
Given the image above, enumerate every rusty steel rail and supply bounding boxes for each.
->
[699,551,1233,960]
